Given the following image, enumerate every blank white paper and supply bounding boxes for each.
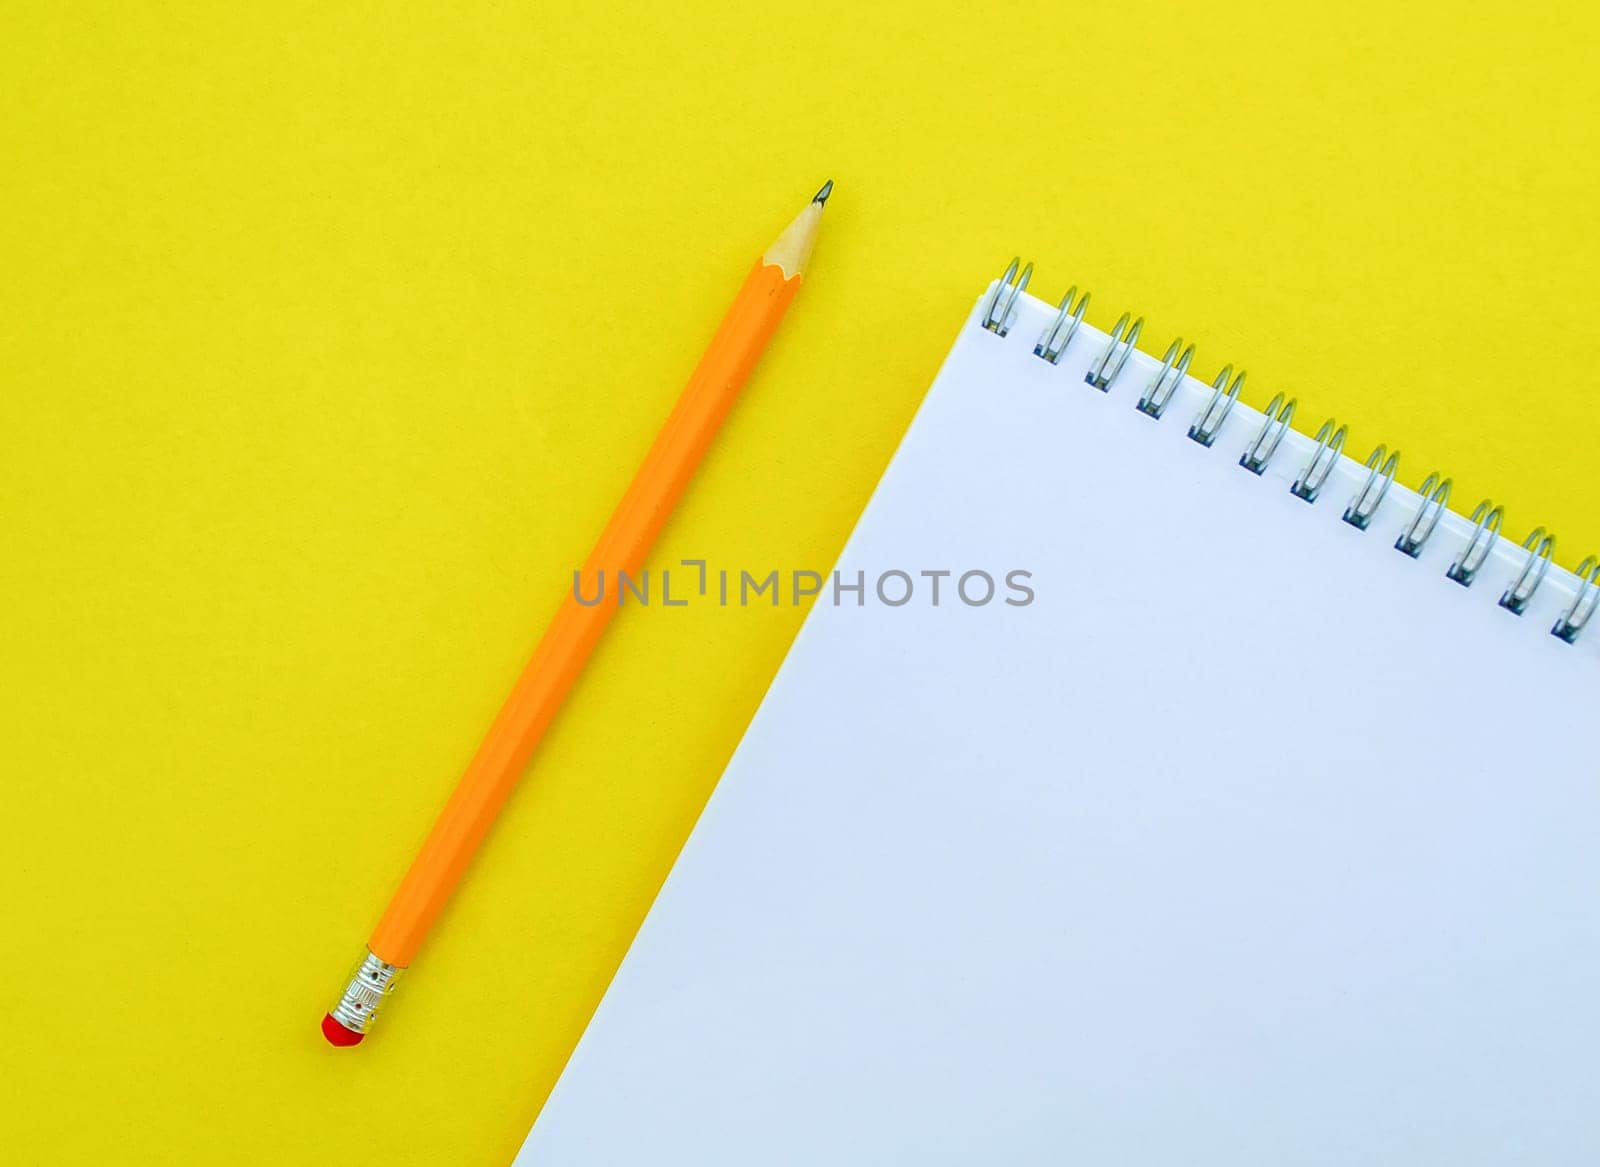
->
[516,284,1599,1166]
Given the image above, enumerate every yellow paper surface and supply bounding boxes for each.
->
[3,3,1596,1163]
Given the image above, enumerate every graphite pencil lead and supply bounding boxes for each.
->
[812,179,834,206]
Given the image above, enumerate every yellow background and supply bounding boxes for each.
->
[3,2,1596,1163]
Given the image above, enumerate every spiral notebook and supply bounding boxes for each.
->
[516,264,1600,1165]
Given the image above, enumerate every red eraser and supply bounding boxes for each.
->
[322,1013,364,1047]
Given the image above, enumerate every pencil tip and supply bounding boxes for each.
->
[812,179,834,207]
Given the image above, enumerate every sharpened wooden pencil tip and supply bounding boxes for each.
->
[765,187,831,277]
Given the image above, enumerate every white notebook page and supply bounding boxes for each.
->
[517,285,1599,1165]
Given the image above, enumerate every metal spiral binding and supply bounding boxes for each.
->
[1500,528,1555,615]
[1447,501,1504,586]
[1395,473,1452,557]
[1553,558,1600,642]
[1136,338,1195,419]
[1035,286,1089,364]
[1188,367,1245,448]
[1343,445,1398,530]
[1085,313,1143,391]
[1291,419,1347,503]
[1239,393,1296,475]
[983,258,1032,337]
[986,258,1594,646]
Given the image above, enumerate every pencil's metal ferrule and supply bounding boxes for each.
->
[330,951,403,1037]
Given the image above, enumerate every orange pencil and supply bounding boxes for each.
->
[322,183,832,1045]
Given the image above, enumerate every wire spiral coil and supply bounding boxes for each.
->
[1343,445,1398,531]
[981,258,1593,646]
